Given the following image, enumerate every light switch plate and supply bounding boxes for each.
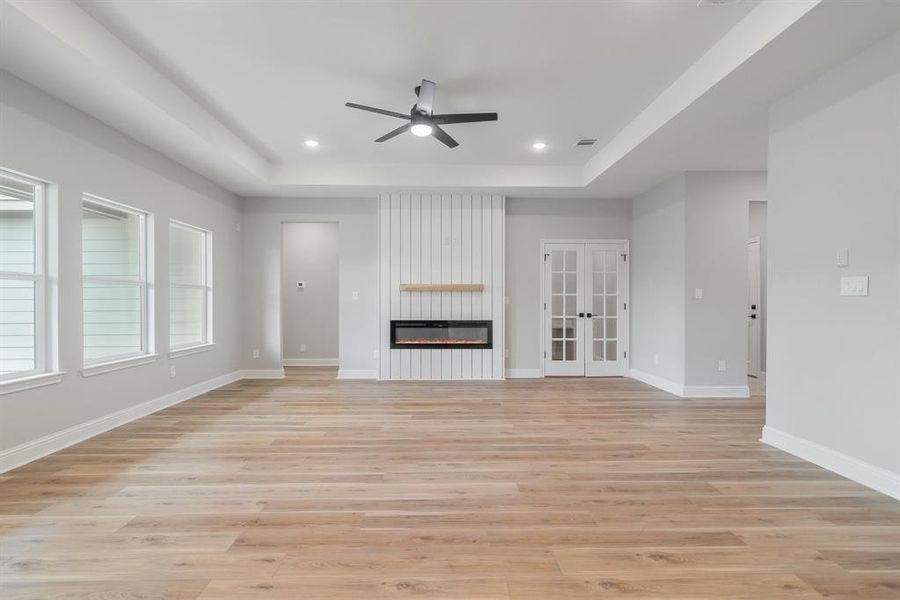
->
[694,288,703,299]
[352,291,359,300]
[840,275,868,296]
[717,359,727,372]
[296,281,306,289]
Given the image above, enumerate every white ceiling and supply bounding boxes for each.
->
[1,0,898,198]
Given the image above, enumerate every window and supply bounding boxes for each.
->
[0,170,46,380]
[169,220,212,351]
[82,194,153,366]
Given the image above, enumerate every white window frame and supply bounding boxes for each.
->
[81,193,155,371]
[169,219,213,354]
[0,169,47,383]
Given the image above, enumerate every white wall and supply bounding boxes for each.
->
[685,171,765,387]
[630,175,687,387]
[505,197,631,373]
[0,72,242,454]
[281,222,339,362]
[378,193,504,380]
[241,198,378,377]
[749,200,767,371]
[765,33,900,496]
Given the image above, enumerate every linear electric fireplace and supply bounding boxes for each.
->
[390,320,493,350]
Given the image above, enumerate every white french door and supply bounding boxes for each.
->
[543,241,628,377]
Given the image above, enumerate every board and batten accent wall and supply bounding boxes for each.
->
[378,193,505,380]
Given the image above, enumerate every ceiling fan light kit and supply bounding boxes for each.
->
[345,79,498,148]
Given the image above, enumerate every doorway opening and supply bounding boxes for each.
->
[748,201,767,392]
[541,239,629,377]
[281,222,339,373]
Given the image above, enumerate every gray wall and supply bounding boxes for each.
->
[766,34,900,475]
[630,171,766,391]
[505,198,631,372]
[241,198,378,376]
[685,171,765,387]
[281,222,339,361]
[749,200,767,371]
[0,72,242,452]
[630,175,687,385]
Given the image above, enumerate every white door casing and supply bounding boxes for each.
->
[542,240,629,377]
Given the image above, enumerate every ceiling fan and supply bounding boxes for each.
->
[345,79,497,148]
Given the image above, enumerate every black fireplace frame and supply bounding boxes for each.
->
[390,320,493,350]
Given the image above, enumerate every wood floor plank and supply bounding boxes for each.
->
[1,367,897,598]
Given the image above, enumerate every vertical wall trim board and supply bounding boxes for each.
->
[378,193,504,380]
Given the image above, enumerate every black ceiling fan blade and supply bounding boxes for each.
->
[432,112,498,125]
[345,102,411,120]
[415,80,436,115]
[375,124,410,143]
[431,125,459,149]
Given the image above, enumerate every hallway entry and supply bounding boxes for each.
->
[542,240,629,376]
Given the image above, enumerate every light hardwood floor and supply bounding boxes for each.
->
[1,367,898,599]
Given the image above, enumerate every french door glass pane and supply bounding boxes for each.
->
[552,272,563,293]
[0,278,35,376]
[170,286,205,348]
[552,340,563,360]
[551,295,563,316]
[551,318,564,339]
[605,273,616,294]
[563,318,576,339]
[83,282,142,362]
[551,251,563,271]
[606,318,616,339]
[606,295,617,316]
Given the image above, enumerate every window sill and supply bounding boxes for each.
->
[169,343,215,359]
[0,371,66,396]
[81,354,159,378]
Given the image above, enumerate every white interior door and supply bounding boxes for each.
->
[544,241,628,377]
[585,243,628,376]
[543,244,584,376]
[747,238,761,378]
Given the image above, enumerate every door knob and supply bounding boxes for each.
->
[749,314,757,319]
[577,312,585,318]
[586,313,593,318]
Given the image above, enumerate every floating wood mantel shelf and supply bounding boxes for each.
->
[400,283,485,292]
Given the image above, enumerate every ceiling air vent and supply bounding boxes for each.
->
[576,138,597,146]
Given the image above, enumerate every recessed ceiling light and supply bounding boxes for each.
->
[410,123,434,137]
[532,141,547,150]
[304,139,319,148]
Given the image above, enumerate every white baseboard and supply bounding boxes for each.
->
[283,358,338,367]
[0,370,243,474]
[761,425,900,500]
[683,385,750,398]
[629,368,685,396]
[337,369,377,380]
[240,369,285,379]
[505,368,543,379]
